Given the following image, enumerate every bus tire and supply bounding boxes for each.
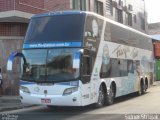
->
[95,85,105,108]
[145,79,148,91]
[106,84,115,105]
[138,80,145,95]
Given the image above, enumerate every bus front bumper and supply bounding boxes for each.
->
[20,91,82,106]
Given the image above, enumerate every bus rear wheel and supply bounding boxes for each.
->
[106,84,115,105]
[145,79,148,91]
[138,80,145,95]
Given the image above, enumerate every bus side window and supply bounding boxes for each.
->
[82,56,91,83]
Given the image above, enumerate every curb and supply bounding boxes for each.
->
[0,96,34,112]
[0,104,36,112]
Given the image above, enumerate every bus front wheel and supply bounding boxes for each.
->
[95,85,105,108]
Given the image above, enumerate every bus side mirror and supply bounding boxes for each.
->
[7,52,26,71]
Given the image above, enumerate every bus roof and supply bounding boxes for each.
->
[32,10,86,18]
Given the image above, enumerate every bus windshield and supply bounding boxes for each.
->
[21,48,80,82]
[24,14,85,43]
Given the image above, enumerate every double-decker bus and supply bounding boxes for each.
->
[7,11,154,108]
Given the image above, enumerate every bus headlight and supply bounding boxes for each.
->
[63,87,78,96]
[20,86,30,94]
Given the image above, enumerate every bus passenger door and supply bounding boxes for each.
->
[81,55,92,106]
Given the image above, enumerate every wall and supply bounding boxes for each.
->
[0,0,71,14]
[0,39,23,95]
[0,22,27,95]
[72,0,147,33]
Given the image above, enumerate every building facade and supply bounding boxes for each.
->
[148,22,160,40]
[71,0,147,33]
[0,0,147,95]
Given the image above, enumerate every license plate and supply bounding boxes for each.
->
[41,99,51,104]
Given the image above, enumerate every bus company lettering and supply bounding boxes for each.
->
[112,45,130,58]
[29,43,71,48]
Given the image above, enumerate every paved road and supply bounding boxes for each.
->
[1,85,160,120]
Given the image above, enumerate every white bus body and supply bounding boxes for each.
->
[7,11,154,107]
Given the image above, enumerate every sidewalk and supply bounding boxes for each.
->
[153,81,160,86]
[0,96,33,112]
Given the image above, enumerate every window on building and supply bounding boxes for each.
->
[141,17,145,30]
[133,15,137,23]
[106,0,113,15]
[117,9,123,23]
[95,0,104,16]
[127,13,132,26]
[88,0,91,11]
[118,0,123,7]
[72,0,87,11]
[128,4,133,11]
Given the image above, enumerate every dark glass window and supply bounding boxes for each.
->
[88,0,91,11]
[95,0,104,16]
[118,0,123,7]
[106,0,113,15]
[117,9,123,23]
[133,14,137,23]
[21,49,47,81]
[24,14,85,43]
[72,0,87,10]
[100,58,132,78]
[128,60,134,73]
[84,15,103,69]
[83,56,91,75]
[110,23,152,51]
[127,12,132,26]
[141,17,145,30]
[21,48,81,82]
[119,59,128,76]
[46,48,80,81]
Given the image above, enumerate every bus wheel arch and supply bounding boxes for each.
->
[95,82,107,108]
[106,82,116,105]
